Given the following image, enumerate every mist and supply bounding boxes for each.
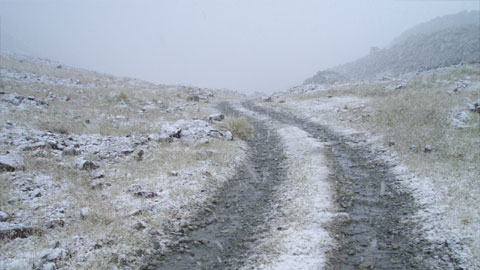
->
[1,0,478,94]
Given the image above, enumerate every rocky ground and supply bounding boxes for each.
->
[1,54,478,270]
[0,54,246,270]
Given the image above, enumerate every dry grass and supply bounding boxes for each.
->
[0,174,11,210]
[223,116,254,140]
[0,53,247,269]
[277,64,480,267]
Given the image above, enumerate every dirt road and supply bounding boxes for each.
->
[147,101,460,269]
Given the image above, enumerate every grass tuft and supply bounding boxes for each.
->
[223,116,254,140]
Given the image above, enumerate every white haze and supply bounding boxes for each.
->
[0,0,478,94]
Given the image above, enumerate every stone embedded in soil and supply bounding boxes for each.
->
[424,145,433,153]
[133,221,147,231]
[46,219,65,229]
[0,211,9,222]
[76,157,99,170]
[0,223,40,239]
[80,208,90,220]
[0,153,25,172]
[208,113,225,121]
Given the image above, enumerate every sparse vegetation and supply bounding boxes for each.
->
[0,53,247,270]
[223,116,254,140]
[275,64,480,268]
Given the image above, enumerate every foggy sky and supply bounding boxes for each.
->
[1,0,478,94]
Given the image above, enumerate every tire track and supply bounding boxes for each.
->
[245,101,460,270]
[144,102,287,269]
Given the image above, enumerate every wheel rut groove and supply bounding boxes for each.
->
[245,101,461,270]
[147,102,286,269]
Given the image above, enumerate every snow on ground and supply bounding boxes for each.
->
[235,104,336,270]
[263,94,476,268]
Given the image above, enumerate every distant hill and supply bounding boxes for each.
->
[304,10,480,83]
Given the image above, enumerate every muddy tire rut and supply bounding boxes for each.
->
[146,101,460,269]
[145,102,287,269]
[245,101,461,270]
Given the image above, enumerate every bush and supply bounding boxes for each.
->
[223,116,254,140]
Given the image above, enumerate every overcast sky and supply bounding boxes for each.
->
[1,0,478,93]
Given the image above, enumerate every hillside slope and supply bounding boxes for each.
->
[304,10,480,83]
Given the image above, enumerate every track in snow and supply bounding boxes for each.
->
[145,102,286,269]
[246,101,461,270]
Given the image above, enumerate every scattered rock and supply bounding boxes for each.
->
[263,97,273,102]
[40,262,56,270]
[46,219,65,229]
[385,82,407,90]
[49,240,61,249]
[92,170,105,179]
[452,111,472,129]
[134,191,157,198]
[62,147,80,156]
[168,171,179,177]
[388,140,395,147]
[89,179,107,190]
[186,95,200,102]
[80,208,90,220]
[0,223,39,239]
[126,184,142,193]
[0,210,9,222]
[76,157,99,171]
[424,145,433,153]
[32,188,42,198]
[0,153,25,172]
[134,149,144,161]
[467,100,480,113]
[224,131,233,141]
[208,113,225,121]
[56,65,62,69]
[133,221,146,231]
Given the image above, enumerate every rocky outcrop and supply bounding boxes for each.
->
[149,119,230,144]
[0,92,48,112]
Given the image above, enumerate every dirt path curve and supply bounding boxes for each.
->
[245,101,460,270]
[145,102,287,269]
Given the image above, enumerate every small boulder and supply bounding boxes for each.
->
[46,219,65,229]
[40,248,68,263]
[186,95,200,102]
[224,131,233,141]
[133,221,146,231]
[41,262,56,270]
[62,146,80,156]
[452,111,471,129]
[80,208,90,220]
[0,223,39,239]
[208,113,224,121]
[134,191,157,198]
[134,149,144,161]
[76,157,99,171]
[0,210,9,222]
[424,145,433,153]
[0,153,25,172]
